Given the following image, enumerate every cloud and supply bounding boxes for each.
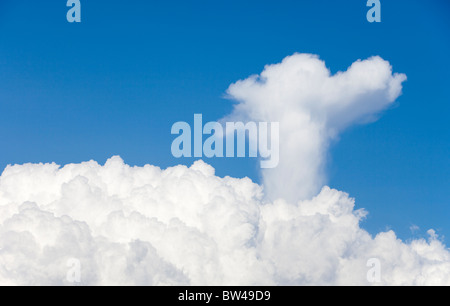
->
[225,53,407,202]
[0,157,449,285]
[0,54,449,286]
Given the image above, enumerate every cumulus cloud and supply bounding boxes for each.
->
[1,54,449,286]
[225,53,407,202]
[0,157,449,285]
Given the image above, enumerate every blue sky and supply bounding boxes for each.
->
[0,0,449,243]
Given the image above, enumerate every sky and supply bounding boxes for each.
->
[0,0,449,285]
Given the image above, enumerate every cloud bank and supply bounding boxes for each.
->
[0,157,449,285]
[1,54,449,285]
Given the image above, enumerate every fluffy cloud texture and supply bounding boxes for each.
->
[1,54,449,286]
[226,54,407,202]
[0,158,449,285]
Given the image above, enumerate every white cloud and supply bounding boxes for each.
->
[1,54,449,286]
[0,157,449,285]
[225,53,407,202]
[410,225,420,233]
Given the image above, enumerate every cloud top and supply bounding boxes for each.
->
[226,54,407,202]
